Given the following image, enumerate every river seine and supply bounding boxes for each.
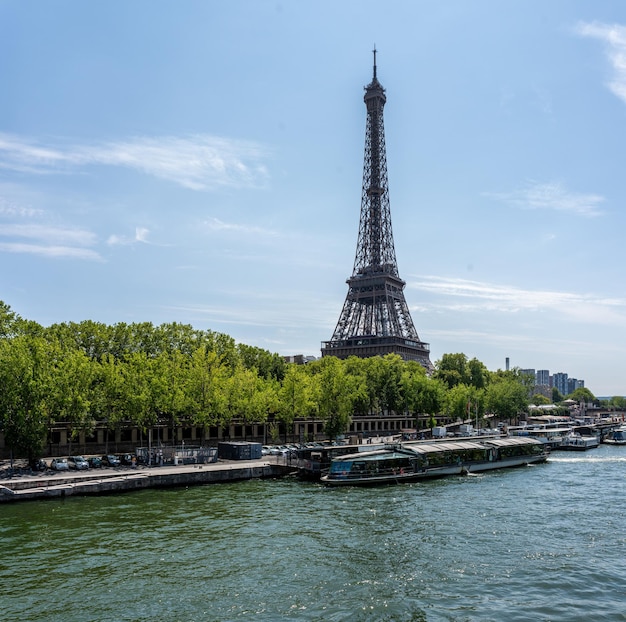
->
[2,444,625,621]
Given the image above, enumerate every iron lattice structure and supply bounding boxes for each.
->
[321,52,432,370]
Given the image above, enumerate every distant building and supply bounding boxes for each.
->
[283,355,317,365]
[568,378,584,393]
[536,370,550,387]
[553,372,569,396]
[533,385,552,400]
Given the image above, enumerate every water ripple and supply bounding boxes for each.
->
[2,446,626,621]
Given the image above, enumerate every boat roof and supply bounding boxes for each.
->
[402,441,486,455]
[331,436,542,462]
[483,437,543,447]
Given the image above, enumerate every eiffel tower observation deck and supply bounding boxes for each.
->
[321,51,432,371]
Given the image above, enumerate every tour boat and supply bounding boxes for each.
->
[603,428,626,446]
[557,432,599,451]
[320,437,548,486]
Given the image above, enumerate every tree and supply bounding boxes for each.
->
[552,387,564,403]
[91,354,124,450]
[119,351,160,432]
[278,364,315,436]
[445,383,485,424]
[0,301,22,338]
[236,343,286,381]
[567,387,595,405]
[377,354,405,414]
[50,347,96,452]
[400,365,445,417]
[342,356,372,415]
[434,353,469,389]
[609,396,626,409]
[467,357,490,390]
[309,357,355,440]
[486,377,529,422]
[225,365,269,426]
[0,335,52,461]
[531,394,551,406]
[188,346,228,429]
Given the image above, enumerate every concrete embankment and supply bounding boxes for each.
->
[0,460,294,503]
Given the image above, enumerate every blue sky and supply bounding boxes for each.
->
[1,0,626,396]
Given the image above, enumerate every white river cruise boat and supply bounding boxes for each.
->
[320,437,548,487]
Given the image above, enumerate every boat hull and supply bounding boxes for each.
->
[321,441,548,487]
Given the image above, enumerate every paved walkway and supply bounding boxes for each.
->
[0,457,293,502]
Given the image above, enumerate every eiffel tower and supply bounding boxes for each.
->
[321,50,432,370]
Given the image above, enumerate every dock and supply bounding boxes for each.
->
[0,459,294,503]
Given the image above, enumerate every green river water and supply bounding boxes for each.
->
[2,445,626,621]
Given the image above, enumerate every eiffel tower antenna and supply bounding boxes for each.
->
[321,51,432,370]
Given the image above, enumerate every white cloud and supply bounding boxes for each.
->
[135,227,150,243]
[107,227,152,246]
[203,217,278,237]
[0,242,102,261]
[484,180,605,217]
[0,223,97,246]
[408,275,626,325]
[0,196,43,218]
[577,21,626,103]
[0,219,101,260]
[0,133,270,191]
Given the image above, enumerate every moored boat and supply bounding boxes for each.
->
[509,424,571,449]
[557,432,599,451]
[603,428,626,446]
[320,437,548,486]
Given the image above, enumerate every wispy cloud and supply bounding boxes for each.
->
[107,227,151,246]
[0,133,270,191]
[576,21,626,103]
[0,223,96,246]
[0,220,102,260]
[0,242,102,260]
[203,217,278,237]
[484,180,605,217]
[0,196,43,218]
[408,275,626,325]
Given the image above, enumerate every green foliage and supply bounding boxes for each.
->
[0,301,22,338]
[278,364,315,426]
[2,298,590,453]
[400,365,445,416]
[236,343,286,381]
[434,353,490,391]
[531,394,551,405]
[0,335,52,459]
[552,387,564,403]
[308,356,355,440]
[486,376,529,421]
[567,387,596,404]
[434,353,469,389]
[609,396,626,409]
[445,383,485,421]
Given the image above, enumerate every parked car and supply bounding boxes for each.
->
[269,445,289,456]
[50,458,69,471]
[87,456,102,468]
[119,453,135,466]
[101,454,121,467]
[31,458,48,472]
[68,456,89,470]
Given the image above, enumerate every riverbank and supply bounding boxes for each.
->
[0,458,294,503]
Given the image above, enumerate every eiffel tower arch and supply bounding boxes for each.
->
[321,51,432,371]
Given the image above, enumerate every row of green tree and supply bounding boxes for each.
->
[0,301,604,461]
